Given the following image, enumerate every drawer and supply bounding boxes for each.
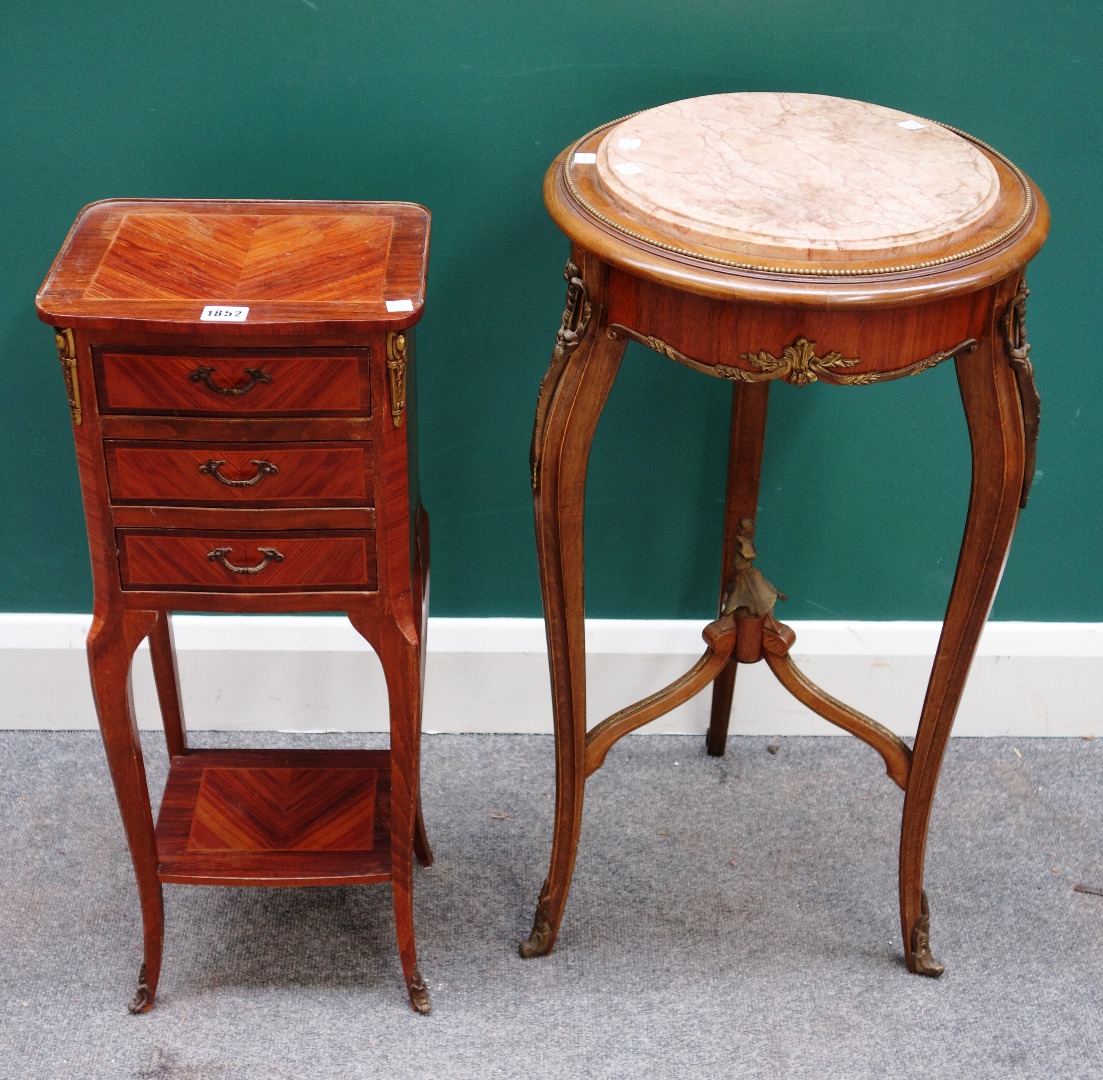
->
[118,531,377,592]
[104,442,373,507]
[95,350,368,416]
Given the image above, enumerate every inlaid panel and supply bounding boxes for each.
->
[84,213,394,304]
[35,199,430,333]
[117,531,377,591]
[156,749,392,886]
[189,767,378,852]
[104,441,373,506]
[96,350,368,415]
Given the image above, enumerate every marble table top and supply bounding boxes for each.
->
[594,93,1001,259]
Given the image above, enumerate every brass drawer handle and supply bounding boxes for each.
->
[206,546,285,575]
[198,459,280,488]
[189,366,273,396]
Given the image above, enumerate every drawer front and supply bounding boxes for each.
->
[96,351,367,415]
[118,531,377,591]
[104,442,373,507]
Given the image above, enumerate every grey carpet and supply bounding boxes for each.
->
[1,731,1100,1079]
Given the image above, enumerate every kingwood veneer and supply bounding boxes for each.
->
[523,93,1049,976]
[36,199,434,1014]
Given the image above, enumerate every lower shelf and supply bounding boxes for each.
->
[155,748,392,886]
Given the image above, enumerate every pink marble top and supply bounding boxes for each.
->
[593,93,1000,258]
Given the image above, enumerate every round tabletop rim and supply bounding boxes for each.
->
[546,96,1050,308]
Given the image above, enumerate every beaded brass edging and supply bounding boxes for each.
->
[607,324,976,386]
[564,113,1033,278]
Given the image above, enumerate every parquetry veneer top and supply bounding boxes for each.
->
[36,199,429,334]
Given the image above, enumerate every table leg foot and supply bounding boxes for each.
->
[519,885,554,958]
[905,891,944,978]
[128,962,154,1014]
[392,867,430,1013]
[406,966,431,1014]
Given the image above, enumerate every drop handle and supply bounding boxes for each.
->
[206,547,285,575]
[198,459,280,488]
[189,366,272,396]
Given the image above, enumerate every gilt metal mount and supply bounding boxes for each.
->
[721,518,785,618]
[128,962,150,1014]
[520,882,554,958]
[54,328,82,426]
[530,261,594,489]
[1002,278,1040,508]
[737,337,863,386]
[555,261,592,354]
[407,966,431,1014]
[607,325,975,387]
[909,889,945,977]
[387,331,408,427]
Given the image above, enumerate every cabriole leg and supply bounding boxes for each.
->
[899,300,1029,976]
[87,606,162,1012]
[522,255,627,957]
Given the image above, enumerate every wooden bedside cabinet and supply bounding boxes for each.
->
[36,199,435,1014]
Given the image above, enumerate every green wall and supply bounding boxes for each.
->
[1,1,1098,620]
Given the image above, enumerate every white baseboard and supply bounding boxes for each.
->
[1,615,1100,737]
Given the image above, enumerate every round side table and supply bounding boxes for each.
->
[523,92,1048,976]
